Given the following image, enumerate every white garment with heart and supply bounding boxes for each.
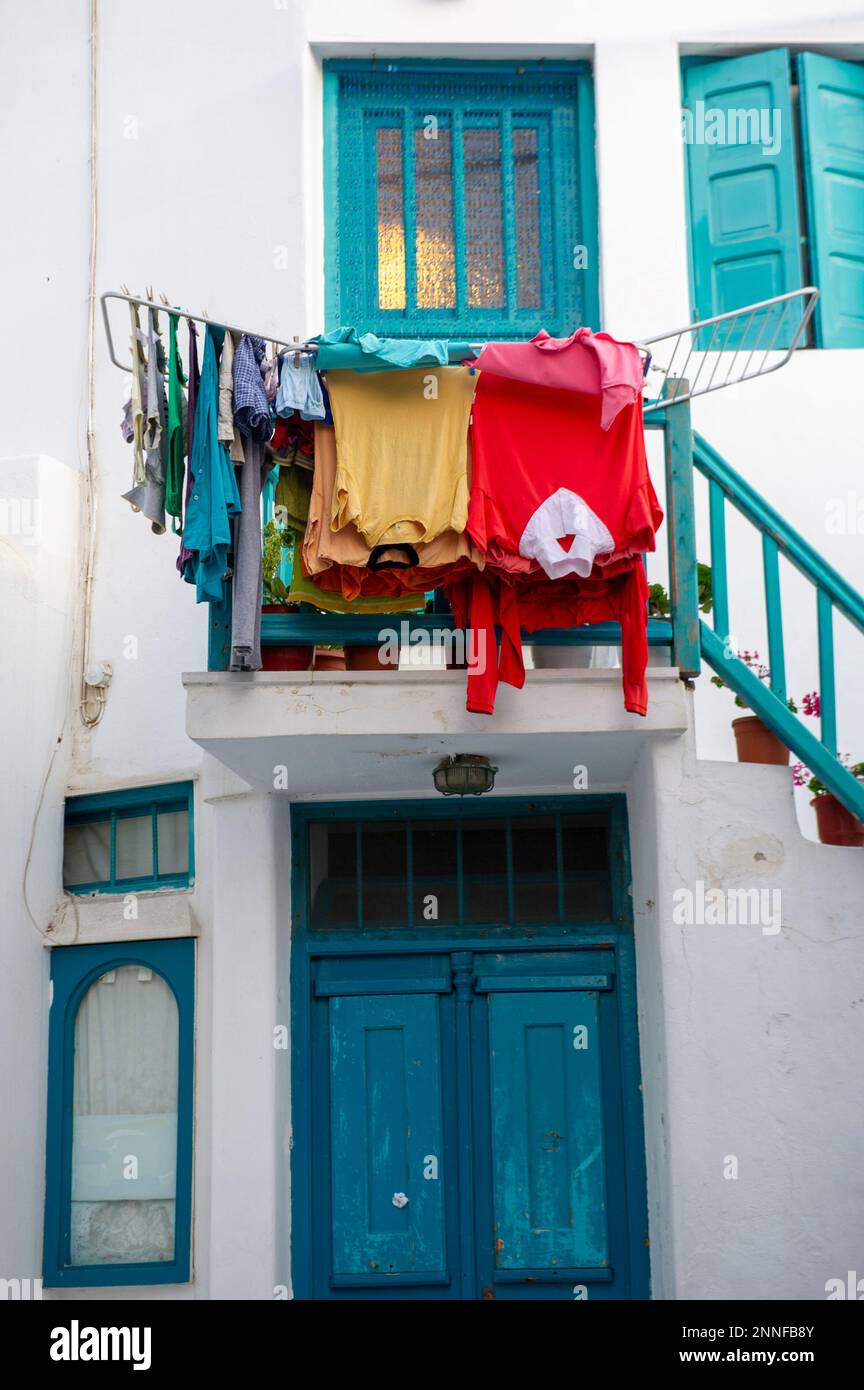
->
[519,487,615,579]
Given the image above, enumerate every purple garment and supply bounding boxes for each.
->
[233,333,273,442]
[177,319,201,577]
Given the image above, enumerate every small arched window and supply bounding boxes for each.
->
[44,941,194,1287]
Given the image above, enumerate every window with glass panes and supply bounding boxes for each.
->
[307,808,613,930]
[324,60,599,339]
[63,783,194,894]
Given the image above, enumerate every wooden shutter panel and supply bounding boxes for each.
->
[683,50,803,347]
[328,993,448,1286]
[798,52,864,348]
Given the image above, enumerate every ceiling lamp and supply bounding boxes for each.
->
[433,754,498,797]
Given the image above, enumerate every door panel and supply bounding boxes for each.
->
[488,991,608,1276]
[329,993,448,1286]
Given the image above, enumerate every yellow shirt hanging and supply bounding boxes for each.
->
[326,366,474,548]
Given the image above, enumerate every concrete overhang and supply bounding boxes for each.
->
[183,667,690,798]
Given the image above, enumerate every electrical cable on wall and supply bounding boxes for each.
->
[81,0,105,728]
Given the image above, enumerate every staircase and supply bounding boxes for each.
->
[691,429,864,821]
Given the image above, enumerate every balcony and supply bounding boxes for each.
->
[183,395,698,795]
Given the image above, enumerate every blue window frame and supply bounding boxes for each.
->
[43,939,195,1287]
[682,49,864,348]
[324,59,599,339]
[63,782,194,895]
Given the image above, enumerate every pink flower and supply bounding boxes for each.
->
[801,691,821,718]
[791,762,810,787]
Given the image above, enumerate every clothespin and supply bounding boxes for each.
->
[292,335,301,368]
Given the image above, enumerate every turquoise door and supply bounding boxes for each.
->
[488,991,608,1274]
[291,800,649,1300]
[329,992,448,1287]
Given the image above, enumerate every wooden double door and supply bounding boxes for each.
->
[290,800,650,1300]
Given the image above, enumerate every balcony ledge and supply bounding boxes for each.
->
[182,667,690,797]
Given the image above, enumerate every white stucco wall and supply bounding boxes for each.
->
[630,743,864,1301]
[0,454,79,1284]
[2,0,863,1300]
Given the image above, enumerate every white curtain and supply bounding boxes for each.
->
[71,966,179,1266]
[63,821,111,886]
[114,815,153,880]
[156,810,188,875]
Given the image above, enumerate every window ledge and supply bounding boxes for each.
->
[47,889,198,947]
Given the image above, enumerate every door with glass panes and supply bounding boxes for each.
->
[290,798,649,1300]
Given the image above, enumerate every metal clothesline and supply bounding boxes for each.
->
[100,289,318,371]
[101,285,818,413]
[100,287,644,372]
[640,286,818,414]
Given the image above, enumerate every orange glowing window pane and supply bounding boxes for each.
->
[414,126,456,309]
[464,126,505,308]
[514,127,541,309]
[376,127,406,310]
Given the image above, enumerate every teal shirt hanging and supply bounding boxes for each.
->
[182,325,242,604]
[313,325,478,372]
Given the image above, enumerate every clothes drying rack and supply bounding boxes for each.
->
[100,285,818,414]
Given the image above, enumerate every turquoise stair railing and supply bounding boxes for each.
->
[693,430,864,822]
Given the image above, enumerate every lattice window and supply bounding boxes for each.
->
[326,61,598,339]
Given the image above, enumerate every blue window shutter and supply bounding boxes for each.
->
[683,50,803,346]
[326,61,597,339]
[798,52,864,348]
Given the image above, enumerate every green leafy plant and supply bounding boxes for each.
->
[647,563,712,619]
[797,759,864,797]
[262,519,295,606]
[696,562,712,614]
[709,651,819,716]
[648,582,670,617]
[710,650,800,712]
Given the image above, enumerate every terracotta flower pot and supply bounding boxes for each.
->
[313,647,346,671]
[811,793,864,847]
[259,606,313,671]
[731,715,789,766]
[344,643,400,672]
[260,644,314,672]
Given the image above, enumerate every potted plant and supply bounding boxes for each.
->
[260,521,314,672]
[793,758,864,846]
[645,563,712,667]
[313,644,346,671]
[710,654,817,766]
